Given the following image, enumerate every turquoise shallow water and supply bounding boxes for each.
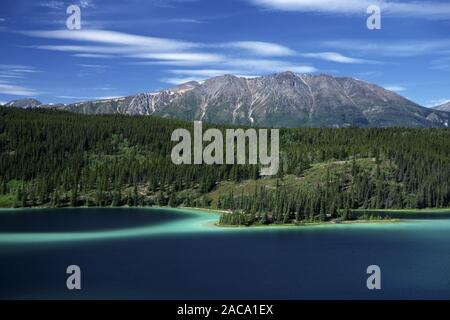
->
[0,208,222,244]
[1,207,450,299]
[0,207,431,244]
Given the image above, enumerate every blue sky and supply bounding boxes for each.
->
[0,0,449,107]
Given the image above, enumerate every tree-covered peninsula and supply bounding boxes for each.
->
[1,107,450,226]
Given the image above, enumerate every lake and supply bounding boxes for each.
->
[1,207,450,299]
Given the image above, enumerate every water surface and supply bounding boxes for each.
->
[1,208,450,299]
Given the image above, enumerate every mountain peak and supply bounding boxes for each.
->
[12,73,449,129]
[432,101,450,112]
[275,71,297,77]
[5,99,42,109]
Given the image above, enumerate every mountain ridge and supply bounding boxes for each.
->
[433,101,450,112]
[4,72,450,128]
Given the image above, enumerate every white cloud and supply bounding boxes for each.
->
[322,39,450,57]
[79,0,95,8]
[24,30,194,52]
[26,29,313,72]
[226,41,296,56]
[385,85,406,92]
[251,0,369,13]
[0,82,40,96]
[0,64,40,79]
[77,64,109,69]
[57,95,94,100]
[431,56,450,71]
[25,30,297,60]
[302,52,377,64]
[96,96,123,100]
[28,45,136,54]
[0,64,37,70]
[167,18,203,24]
[166,69,262,81]
[427,98,450,108]
[160,59,316,85]
[25,29,317,83]
[158,59,316,76]
[38,1,65,9]
[38,0,94,9]
[163,59,316,84]
[161,77,205,85]
[56,95,122,101]
[224,58,316,74]
[0,65,40,96]
[132,52,225,64]
[249,0,450,19]
[168,69,239,77]
[73,53,115,59]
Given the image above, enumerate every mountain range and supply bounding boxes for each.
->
[433,101,450,112]
[3,72,450,128]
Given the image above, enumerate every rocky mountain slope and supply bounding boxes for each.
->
[4,99,42,109]
[5,72,450,128]
[433,101,450,112]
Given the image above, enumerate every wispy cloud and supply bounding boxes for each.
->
[427,98,450,108]
[0,65,40,96]
[0,81,40,96]
[79,0,95,8]
[166,18,203,24]
[385,85,406,92]
[77,63,109,68]
[73,53,115,59]
[56,94,122,101]
[38,1,65,9]
[249,0,450,19]
[158,57,316,74]
[159,59,316,84]
[322,39,450,57]
[223,58,316,74]
[23,29,194,51]
[131,52,225,65]
[225,41,296,57]
[0,64,40,79]
[38,0,94,9]
[24,30,299,60]
[160,77,205,85]
[431,56,450,71]
[302,52,377,64]
[24,29,316,81]
[150,0,201,9]
[168,69,240,77]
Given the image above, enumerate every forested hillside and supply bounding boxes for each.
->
[1,107,450,225]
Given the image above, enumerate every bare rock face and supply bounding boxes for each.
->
[9,72,450,128]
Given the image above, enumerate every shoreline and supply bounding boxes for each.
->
[0,206,448,245]
[216,218,401,229]
[3,205,450,230]
[0,205,404,228]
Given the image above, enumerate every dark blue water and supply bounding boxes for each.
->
[0,208,189,232]
[1,208,450,300]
